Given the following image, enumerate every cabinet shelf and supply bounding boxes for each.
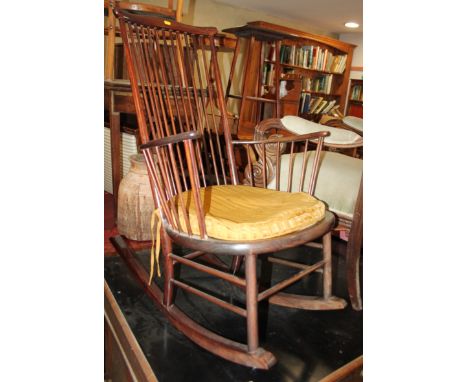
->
[301,90,340,97]
[280,62,344,76]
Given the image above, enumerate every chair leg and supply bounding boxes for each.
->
[322,232,332,299]
[245,253,259,353]
[162,231,175,307]
[230,255,243,274]
[258,257,273,341]
[347,177,363,310]
[346,227,363,310]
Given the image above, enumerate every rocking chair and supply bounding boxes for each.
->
[111,7,346,369]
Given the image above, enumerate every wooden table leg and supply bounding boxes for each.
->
[110,91,121,221]
[346,178,363,310]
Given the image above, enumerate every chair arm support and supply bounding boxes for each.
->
[234,130,329,194]
[232,130,330,146]
[322,117,363,137]
[140,131,201,150]
[254,117,362,149]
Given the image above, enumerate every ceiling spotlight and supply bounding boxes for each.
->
[345,22,359,28]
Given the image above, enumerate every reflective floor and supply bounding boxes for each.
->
[104,240,362,382]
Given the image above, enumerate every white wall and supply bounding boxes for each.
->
[339,32,363,80]
[186,0,336,37]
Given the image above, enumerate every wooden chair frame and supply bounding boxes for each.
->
[251,118,363,310]
[110,7,347,369]
[321,116,363,137]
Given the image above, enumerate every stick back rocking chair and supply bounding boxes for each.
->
[111,7,346,369]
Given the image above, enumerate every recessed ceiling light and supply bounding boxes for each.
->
[345,22,360,28]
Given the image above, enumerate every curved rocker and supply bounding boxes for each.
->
[111,210,345,369]
[110,235,276,369]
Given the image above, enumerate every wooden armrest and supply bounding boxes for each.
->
[140,131,201,150]
[233,130,330,146]
[322,117,363,137]
[254,117,362,149]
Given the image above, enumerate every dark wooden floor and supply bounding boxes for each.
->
[104,192,363,381]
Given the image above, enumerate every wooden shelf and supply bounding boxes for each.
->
[301,90,340,97]
[280,62,344,76]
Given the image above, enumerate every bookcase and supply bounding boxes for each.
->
[224,21,356,138]
[346,79,363,118]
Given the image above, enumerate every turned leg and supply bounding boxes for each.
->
[245,253,259,353]
[258,256,273,341]
[322,232,332,299]
[162,231,175,307]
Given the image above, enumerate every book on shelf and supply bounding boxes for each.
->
[321,99,336,114]
[302,93,311,113]
[310,97,323,114]
[314,100,328,114]
[262,63,275,87]
[350,84,363,101]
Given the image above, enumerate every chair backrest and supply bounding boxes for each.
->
[115,6,238,231]
[116,7,330,239]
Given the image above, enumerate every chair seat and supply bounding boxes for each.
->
[281,115,362,146]
[172,185,326,241]
[342,116,363,132]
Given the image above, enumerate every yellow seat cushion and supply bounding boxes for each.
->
[172,185,325,241]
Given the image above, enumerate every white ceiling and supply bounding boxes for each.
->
[213,0,363,34]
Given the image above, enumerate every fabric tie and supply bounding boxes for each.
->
[148,208,162,285]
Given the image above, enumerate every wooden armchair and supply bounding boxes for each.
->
[110,7,347,369]
[251,117,363,310]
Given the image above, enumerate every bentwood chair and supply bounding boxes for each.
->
[252,117,363,309]
[112,6,346,369]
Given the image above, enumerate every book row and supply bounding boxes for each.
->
[299,93,340,115]
[279,45,347,74]
[302,74,334,94]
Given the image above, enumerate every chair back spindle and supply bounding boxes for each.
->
[117,10,237,185]
[235,133,328,197]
